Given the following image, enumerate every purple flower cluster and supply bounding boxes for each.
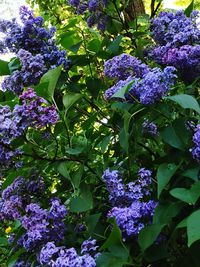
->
[102,168,157,237]
[0,175,45,221]
[0,6,69,94]
[150,11,200,83]
[39,238,99,266]
[0,88,58,168]
[17,88,59,129]
[68,0,109,31]
[191,124,200,162]
[104,61,177,105]
[20,198,67,251]
[104,53,149,81]
[129,67,177,105]
[142,119,158,137]
[150,11,200,47]
[1,50,47,94]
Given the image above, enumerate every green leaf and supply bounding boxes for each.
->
[70,186,93,212]
[69,41,83,53]
[8,58,21,73]
[63,93,82,111]
[107,35,122,54]
[184,0,194,17]
[187,209,200,247]
[157,163,178,197]
[86,213,101,235]
[165,94,200,114]
[170,181,200,204]
[0,59,10,75]
[59,31,76,49]
[88,39,101,53]
[161,125,185,150]
[39,66,62,99]
[57,161,71,180]
[153,202,184,224]
[182,167,200,182]
[138,224,165,251]
[96,252,127,267]
[7,248,26,267]
[111,80,134,100]
[0,238,8,247]
[101,221,123,250]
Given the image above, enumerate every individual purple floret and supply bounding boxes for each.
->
[104,53,149,81]
[39,241,98,266]
[191,124,200,162]
[142,119,159,137]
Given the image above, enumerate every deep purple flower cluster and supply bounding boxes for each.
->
[0,6,69,94]
[102,168,157,237]
[17,88,59,129]
[39,239,98,266]
[142,119,158,137]
[13,259,32,267]
[104,53,149,81]
[20,198,67,251]
[150,11,200,47]
[68,0,109,31]
[104,63,177,105]
[191,124,200,162]
[150,11,200,83]
[0,89,58,171]
[1,50,47,94]
[0,175,45,221]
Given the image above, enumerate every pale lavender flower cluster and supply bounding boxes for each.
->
[39,238,99,266]
[0,6,69,94]
[191,124,200,162]
[150,11,200,83]
[68,0,109,31]
[20,199,67,251]
[142,119,158,137]
[102,168,157,237]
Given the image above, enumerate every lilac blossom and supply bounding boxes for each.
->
[68,0,110,32]
[142,119,159,137]
[191,124,200,162]
[39,241,98,266]
[104,53,149,81]
[102,168,157,237]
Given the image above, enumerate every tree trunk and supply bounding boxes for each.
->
[123,0,145,23]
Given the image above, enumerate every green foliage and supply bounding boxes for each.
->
[0,0,200,266]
